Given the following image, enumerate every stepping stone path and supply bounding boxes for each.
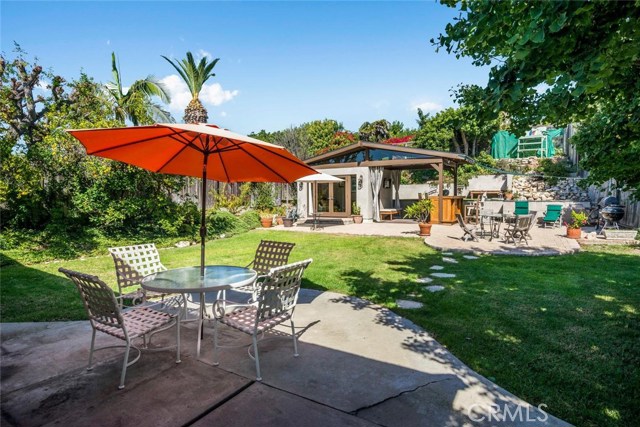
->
[416,277,433,284]
[431,272,456,278]
[430,265,445,270]
[396,299,424,309]
[425,285,445,293]
[463,255,479,260]
[442,252,453,256]
[442,257,458,264]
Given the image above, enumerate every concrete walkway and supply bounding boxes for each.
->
[1,290,571,427]
[273,220,580,255]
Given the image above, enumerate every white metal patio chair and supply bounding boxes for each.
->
[211,259,313,381]
[108,243,167,308]
[58,268,181,389]
[235,240,296,301]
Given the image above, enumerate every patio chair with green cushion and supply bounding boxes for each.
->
[514,200,529,216]
[58,268,181,389]
[212,259,313,381]
[542,204,563,228]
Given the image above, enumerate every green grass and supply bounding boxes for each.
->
[1,230,639,427]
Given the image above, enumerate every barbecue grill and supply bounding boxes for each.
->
[598,196,625,231]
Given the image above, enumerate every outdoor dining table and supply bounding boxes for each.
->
[141,265,257,359]
[480,212,505,241]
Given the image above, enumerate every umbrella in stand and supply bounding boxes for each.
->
[296,172,344,230]
[68,123,318,274]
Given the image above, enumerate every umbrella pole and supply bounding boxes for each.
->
[200,155,208,277]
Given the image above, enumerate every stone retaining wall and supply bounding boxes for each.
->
[512,176,589,202]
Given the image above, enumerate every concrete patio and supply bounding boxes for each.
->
[273,220,581,256]
[1,289,571,427]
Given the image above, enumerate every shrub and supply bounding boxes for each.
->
[206,209,260,237]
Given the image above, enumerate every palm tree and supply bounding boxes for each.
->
[162,51,219,124]
[106,52,172,126]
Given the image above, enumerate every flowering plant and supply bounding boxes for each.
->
[566,210,588,229]
[382,135,415,145]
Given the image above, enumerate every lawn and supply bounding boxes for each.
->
[1,230,638,427]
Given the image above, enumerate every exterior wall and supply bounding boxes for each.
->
[467,175,508,193]
[297,167,373,222]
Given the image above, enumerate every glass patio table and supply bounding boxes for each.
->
[142,265,257,359]
[480,212,505,241]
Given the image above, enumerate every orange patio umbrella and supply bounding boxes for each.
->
[67,123,318,275]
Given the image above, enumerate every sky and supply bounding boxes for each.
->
[1,1,489,135]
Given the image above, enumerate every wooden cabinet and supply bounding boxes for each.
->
[428,196,463,224]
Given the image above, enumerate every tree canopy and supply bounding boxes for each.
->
[434,0,640,196]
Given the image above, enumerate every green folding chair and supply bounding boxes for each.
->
[514,201,529,216]
[542,204,563,228]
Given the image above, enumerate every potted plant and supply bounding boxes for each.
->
[283,207,297,227]
[351,202,363,224]
[503,190,514,200]
[403,198,434,236]
[565,210,587,239]
[275,205,286,225]
[259,211,274,228]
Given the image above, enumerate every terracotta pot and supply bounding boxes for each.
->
[260,218,273,228]
[418,222,432,236]
[566,227,581,239]
[352,215,363,224]
[283,218,294,227]
[276,216,284,225]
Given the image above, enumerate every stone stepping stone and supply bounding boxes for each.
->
[463,255,479,260]
[430,265,445,270]
[416,277,433,284]
[442,257,458,264]
[442,252,453,256]
[396,299,423,309]
[431,273,456,278]
[425,285,445,293]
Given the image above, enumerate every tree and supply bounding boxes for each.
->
[270,126,313,160]
[162,51,220,124]
[0,45,67,147]
[303,119,344,155]
[105,52,172,126]
[433,0,640,195]
[358,119,390,142]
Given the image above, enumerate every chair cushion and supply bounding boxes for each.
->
[220,306,292,334]
[95,306,174,340]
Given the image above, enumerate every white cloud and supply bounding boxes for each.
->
[198,49,212,59]
[410,101,443,113]
[220,111,228,117]
[106,39,111,46]
[160,74,239,116]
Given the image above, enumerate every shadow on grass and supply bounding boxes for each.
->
[0,254,85,322]
[330,249,640,427]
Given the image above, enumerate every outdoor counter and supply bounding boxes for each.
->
[428,196,463,224]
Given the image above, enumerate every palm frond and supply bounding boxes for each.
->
[162,51,219,99]
[128,77,171,103]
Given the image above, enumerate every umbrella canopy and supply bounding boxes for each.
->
[68,123,318,274]
[68,123,316,183]
[296,172,344,183]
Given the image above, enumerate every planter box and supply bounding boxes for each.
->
[604,229,638,240]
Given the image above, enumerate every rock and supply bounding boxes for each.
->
[425,285,445,293]
[463,255,479,260]
[431,273,456,278]
[430,265,445,270]
[175,241,191,248]
[416,277,433,283]
[442,257,458,264]
[396,299,423,309]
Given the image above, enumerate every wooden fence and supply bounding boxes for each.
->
[588,180,640,228]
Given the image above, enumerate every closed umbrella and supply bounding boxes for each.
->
[296,173,344,230]
[68,123,317,274]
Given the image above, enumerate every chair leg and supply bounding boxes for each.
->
[175,316,181,364]
[119,339,131,390]
[291,320,299,357]
[87,329,96,371]
[212,319,220,366]
[252,334,262,381]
